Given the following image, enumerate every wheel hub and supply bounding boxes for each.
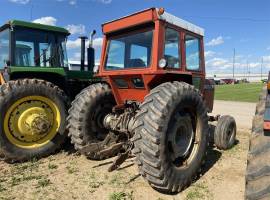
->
[4,96,61,148]
[169,114,194,160]
[27,114,51,135]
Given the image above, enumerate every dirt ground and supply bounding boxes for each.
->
[213,100,256,130]
[0,130,249,200]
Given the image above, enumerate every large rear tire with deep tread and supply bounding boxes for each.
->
[245,86,270,200]
[0,79,68,162]
[132,81,209,193]
[67,83,116,160]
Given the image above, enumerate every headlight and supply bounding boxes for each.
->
[159,58,167,68]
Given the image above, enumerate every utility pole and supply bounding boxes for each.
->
[233,48,235,79]
[248,61,251,82]
[261,57,264,81]
[247,60,249,81]
[30,2,34,21]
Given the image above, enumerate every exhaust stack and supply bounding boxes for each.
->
[79,36,88,71]
[87,30,96,72]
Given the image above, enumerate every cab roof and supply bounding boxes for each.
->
[0,20,70,35]
[102,8,204,36]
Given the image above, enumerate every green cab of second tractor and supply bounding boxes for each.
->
[0,20,96,162]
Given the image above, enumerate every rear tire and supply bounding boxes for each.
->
[67,83,116,160]
[132,81,209,193]
[214,115,236,150]
[245,86,270,200]
[0,79,68,162]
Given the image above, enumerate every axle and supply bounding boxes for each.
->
[103,112,136,135]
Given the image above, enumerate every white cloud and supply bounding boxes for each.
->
[93,37,103,48]
[96,0,112,4]
[204,51,216,58]
[33,17,57,26]
[205,55,270,74]
[67,37,103,62]
[9,0,30,4]
[67,37,103,50]
[249,62,260,68]
[206,57,229,69]
[70,52,81,61]
[206,36,224,46]
[263,55,270,62]
[67,39,81,49]
[69,0,76,5]
[66,24,86,35]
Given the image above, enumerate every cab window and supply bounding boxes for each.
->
[14,28,68,67]
[15,41,35,66]
[0,29,10,69]
[130,44,149,66]
[105,29,153,70]
[185,35,200,71]
[164,28,180,68]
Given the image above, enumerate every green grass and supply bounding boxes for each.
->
[109,191,134,200]
[214,83,264,102]
[185,182,212,200]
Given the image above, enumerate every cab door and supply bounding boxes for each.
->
[0,28,10,85]
[183,32,214,111]
[183,33,204,91]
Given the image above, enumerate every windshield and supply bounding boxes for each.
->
[105,29,153,70]
[0,29,9,69]
[14,28,68,67]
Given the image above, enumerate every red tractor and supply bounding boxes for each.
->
[68,8,236,193]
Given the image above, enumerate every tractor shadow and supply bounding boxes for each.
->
[200,147,222,177]
[198,124,239,179]
[199,124,222,177]
[62,137,77,154]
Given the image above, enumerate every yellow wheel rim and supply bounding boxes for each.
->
[4,96,61,149]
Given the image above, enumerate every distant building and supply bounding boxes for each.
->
[206,73,268,82]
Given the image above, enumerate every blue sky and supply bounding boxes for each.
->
[1,0,270,74]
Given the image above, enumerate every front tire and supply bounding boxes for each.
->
[0,79,68,162]
[214,115,236,150]
[132,82,209,193]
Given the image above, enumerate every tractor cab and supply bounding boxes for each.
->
[0,20,95,85]
[0,20,69,72]
[97,8,212,110]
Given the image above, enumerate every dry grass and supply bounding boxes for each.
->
[0,131,249,200]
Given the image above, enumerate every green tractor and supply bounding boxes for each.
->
[0,20,96,162]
